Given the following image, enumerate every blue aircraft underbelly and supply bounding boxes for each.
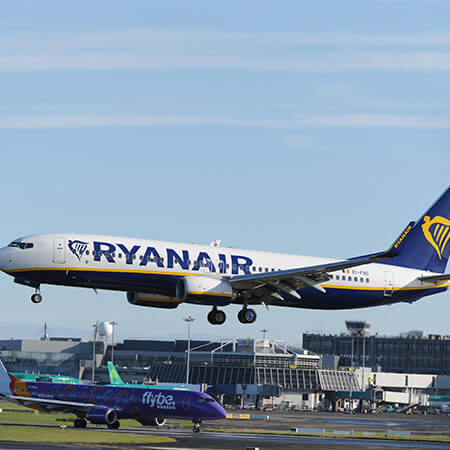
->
[11,268,447,310]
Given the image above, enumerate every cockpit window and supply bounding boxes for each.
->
[198,397,216,403]
[8,242,34,249]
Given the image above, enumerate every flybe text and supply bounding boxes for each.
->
[89,241,253,275]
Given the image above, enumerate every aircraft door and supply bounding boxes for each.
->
[183,395,190,411]
[384,271,394,297]
[53,237,66,264]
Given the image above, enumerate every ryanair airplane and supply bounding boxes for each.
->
[0,187,449,325]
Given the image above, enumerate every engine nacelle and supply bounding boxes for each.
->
[137,417,166,426]
[127,292,181,309]
[86,407,117,425]
[176,276,233,306]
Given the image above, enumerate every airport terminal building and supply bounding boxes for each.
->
[302,331,450,375]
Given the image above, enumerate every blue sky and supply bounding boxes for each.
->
[1,1,449,344]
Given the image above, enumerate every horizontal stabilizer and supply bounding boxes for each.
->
[418,273,450,284]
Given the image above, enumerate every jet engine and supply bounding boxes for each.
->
[176,275,233,306]
[137,417,166,426]
[127,292,181,309]
[86,407,117,425]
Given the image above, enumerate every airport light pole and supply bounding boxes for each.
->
[184,315,195,385]
[110,321,118,364]
[349,334,354,412]
[92,321,99,383]
[260,329,269,340]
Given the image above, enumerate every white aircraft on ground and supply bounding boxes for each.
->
[0,187,449,325]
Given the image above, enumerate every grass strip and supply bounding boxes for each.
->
[0,425,175,444]
[207,427,450,443]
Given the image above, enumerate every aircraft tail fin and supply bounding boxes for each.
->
[107,361,125,385]
[386,186,450,273]
[0,359,17,395]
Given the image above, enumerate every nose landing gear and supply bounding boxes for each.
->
[31,290,42,304]
[238,307,257,324]
[207,307,226,325]
[192,419,202,433]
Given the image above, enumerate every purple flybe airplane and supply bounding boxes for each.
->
[0,359,226,432]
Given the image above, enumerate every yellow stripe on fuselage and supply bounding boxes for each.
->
[7,266,201,277]
[322,282,450,291]
[137,297,180,303]
[188,291,232,297]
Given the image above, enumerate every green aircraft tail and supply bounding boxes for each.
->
[107,361,125,385]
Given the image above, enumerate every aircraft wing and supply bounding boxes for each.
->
[4,394,96,414]
[229,223,413,301]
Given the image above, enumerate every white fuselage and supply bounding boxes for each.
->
[0,233,446,315]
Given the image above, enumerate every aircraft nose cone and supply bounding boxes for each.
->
[212,402,227,420]
[0,247,7,271]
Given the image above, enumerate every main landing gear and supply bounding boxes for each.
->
[31,290,42,304]
[107,420,120,429]
[238,307,257,324]
[74,418,87,428]
[207,306,258,325]
[207,307,226,325]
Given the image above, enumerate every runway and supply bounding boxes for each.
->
[2,423,450,450]
[1,409,450,450]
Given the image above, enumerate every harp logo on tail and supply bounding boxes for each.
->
[422,216,450,260]
[68,240,88,261]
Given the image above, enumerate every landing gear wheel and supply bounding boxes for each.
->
[107,420,120,429]
[238,308,257,324]
[192,421,201,433]
[207,308,226,325]
[74,418,87,428]
[31,293,42,304]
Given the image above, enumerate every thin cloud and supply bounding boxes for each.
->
[1,27,450,73]
[2,113,450,129]
[2,29,450,49]
[1,52,450,72]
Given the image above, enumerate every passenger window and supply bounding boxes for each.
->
[330,274,333,279]
[259,267,262,272]
[366,278,370,283]
[342,276,345,280]
[336,275,340,280]
[265,268,268,272]
[86,250,89,255]
[354,277,357,282]
[360,277,363,282]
